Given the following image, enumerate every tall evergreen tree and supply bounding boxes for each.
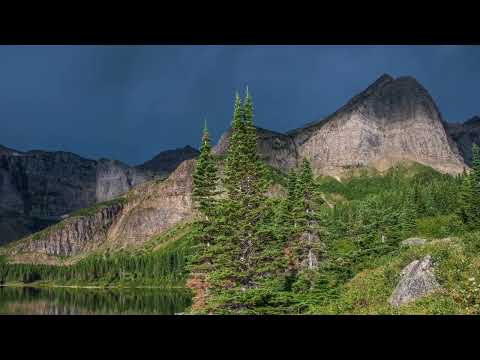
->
[280,169,299,237]
[223,93,245,200]
[292,159,323,275]
[192,120,219,220]
[213,88,270,288]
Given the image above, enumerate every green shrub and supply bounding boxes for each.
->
[416,214,464,239]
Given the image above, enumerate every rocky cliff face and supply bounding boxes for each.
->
[5,160,197,258]
[0,146,189,245]
[289,74,465,175]
[107,159,196,247]
[12,201,125,257]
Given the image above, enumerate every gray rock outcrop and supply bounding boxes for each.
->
[388,255,441,307]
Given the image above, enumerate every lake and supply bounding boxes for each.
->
[0,286,192,315]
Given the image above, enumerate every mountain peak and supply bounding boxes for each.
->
[360,73,395,95]
[374,73,394,84]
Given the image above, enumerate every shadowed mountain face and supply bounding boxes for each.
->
[0,146,198,245]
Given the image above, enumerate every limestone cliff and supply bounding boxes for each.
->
[289,74,465,175]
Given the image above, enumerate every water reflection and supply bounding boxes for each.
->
[0,286,192,315]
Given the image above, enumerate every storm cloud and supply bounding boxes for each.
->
[1,45,479,164]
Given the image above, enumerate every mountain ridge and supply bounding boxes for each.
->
[2,73,479,254]
[0,144,199,245]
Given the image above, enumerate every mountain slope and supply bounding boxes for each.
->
[0,145,197,245]
[2,159,197,260]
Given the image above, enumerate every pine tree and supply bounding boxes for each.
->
[214,88,270,288]
[192,120,219,219]
[413,182,426,217]
[292,159,323,278]
[223,93,245,200]
[280,169,299,238]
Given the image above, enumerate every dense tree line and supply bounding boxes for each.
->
[0,235,193,286]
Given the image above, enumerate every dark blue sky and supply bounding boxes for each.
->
[1,45,479,165]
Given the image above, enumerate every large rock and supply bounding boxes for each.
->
[388,255,440,307]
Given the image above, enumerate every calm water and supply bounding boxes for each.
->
[0,286,192,315]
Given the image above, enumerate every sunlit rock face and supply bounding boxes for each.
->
[289,74,465,175]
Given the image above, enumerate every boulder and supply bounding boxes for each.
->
[388,255,440,307]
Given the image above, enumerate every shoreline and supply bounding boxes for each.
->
[0,283,189,290]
